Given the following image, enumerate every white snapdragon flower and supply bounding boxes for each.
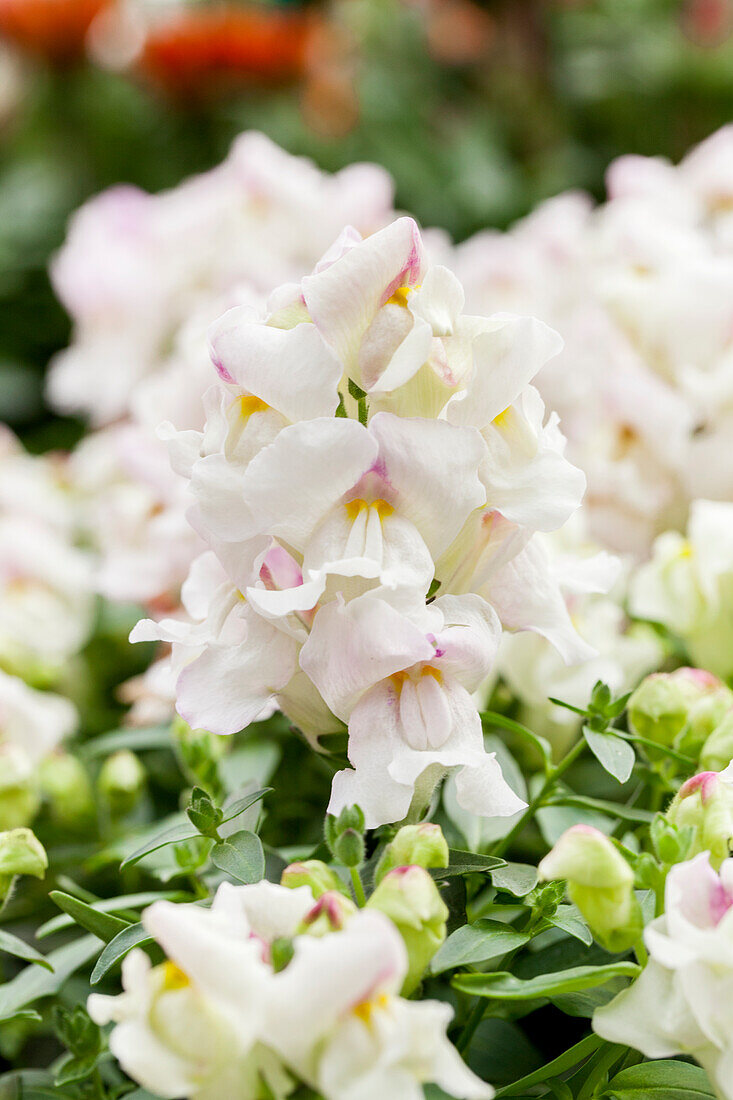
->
[90,881,492,1100]
[0,668,77,774]
[454,126,733,555]
[300,590,524,826]
[134,214,589,823]
[594,852,733,1099]
[629,499,733,680]
[48,133,394,427]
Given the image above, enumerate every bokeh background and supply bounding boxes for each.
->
[1,0,732,449]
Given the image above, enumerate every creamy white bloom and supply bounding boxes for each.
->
[629,500,733,679]
[594,853,733,1099]
[90,881,492,1100]
[0,668,77,769]
[48,133,394,427]
[455,126,733,555]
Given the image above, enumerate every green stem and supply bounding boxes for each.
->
[456,996,487,1054]
[491,737,587,858]
[634,938,648,967]
[350,867,366,907]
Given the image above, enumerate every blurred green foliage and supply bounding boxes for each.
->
[0,0,732,443]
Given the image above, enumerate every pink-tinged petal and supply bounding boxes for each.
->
[369,412,487,558]
[666,853,733,932]
[300,593,434,721]
[430,593,502,691]
[302,218,426,372]
[447,314,563,429]
[208,314,342,422]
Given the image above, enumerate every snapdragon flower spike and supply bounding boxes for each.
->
[134,213,591,822]
[89,881,492,1100]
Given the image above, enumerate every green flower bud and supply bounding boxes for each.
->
[280,860,348,898]
[98,751,146,817]
[538,826,642,952]
[333,828,365,868]
[367,866,448,995]
[38,752,94,829]
[666,770,733,869]
[701,710,733,772]
[0,827,47,897]
[628,668,723,748]
[375,823,449,885]
[0,746,39,830]
[270,937,294,973]
[297,891,357,936]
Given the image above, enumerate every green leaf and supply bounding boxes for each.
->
[548,795,654,823]
[120,822,200,869]
[90,924,152,985]
[431,920,530,975]
[431,851,506,878]
[37,890,190,939]
[491,862,538,896]
[0,929,53,970]
[0,936,101,1020]
[583,727,636,783]
[81,725,172,759]
[546,906,593,946]
[601,1060,716,1099]
[494,1033,604,1097]
[220,787,271,826]
[48,892,131,943]
[453,961,640,1000]
[211,830,265,884]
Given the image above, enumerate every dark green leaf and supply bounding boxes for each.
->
[494,1033,604,1097]
[548,795,654,823]
[210,830,265,884]
[90,924,152,985]
[120,822,199,869]
[601,1060,715,1099]
[81,725,172,759]
[37,890,190,939]
[431,851,506,878]
[48,892,131,943]
[0,929,53,970]
[0,936,101,1019]
[453,961,639,1000]
[546,906,593,946]
[431,920,530,975]
[583,727,636,783]
[220,787,271,826]
[491,862,538,896]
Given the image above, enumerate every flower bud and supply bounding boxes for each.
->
[0,746,39,830]
[98,751,146,817]
[628,668,721,747]
[38,752,94,829]
[297,891,357,936]
[281,860,348,898]
[375,823,450,885]
[333,828,365,868]
[367,865,448,995]
[538,825,642,952]
[666,770,733,869]
[0,827,47,897]
[701,710,733,772]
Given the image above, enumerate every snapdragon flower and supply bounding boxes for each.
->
[135,215,590,825]
[89,880,492,1100]
[594,852,733,1099]
[454,127,733,555]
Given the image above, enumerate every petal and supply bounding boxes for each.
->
[303,217,426,372]
[300,593,434,720]
[369,412,487,558]
[447,314,563,429]
[175,610,298,735]
[208,314,342,422]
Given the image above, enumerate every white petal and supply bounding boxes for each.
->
[208,313,342,422]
